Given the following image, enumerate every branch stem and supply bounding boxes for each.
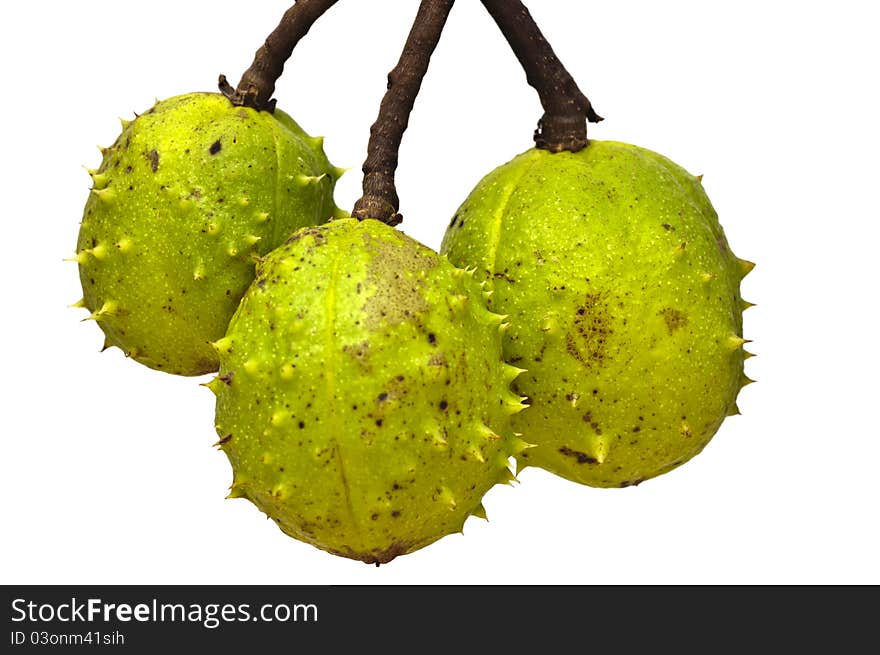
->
[352,0,455,225]
[219,0,340,112]
[481,0,601,152]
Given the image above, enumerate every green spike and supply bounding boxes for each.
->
[512,437,534,455]
[91,172,110,189]
[590,438,609,464]
[65,251,89,265]
[296,173,327,186]
[504,394,529,415]
[422,420,447,449]
[92,187,115,203]
[726,335,750,350]
[468,445,486,463]
[255,211,271,223]
[226,482,247,500]
[726,402,741,416]
[202,378,224,396]
[211,337,233,355]
[115,238,133,254]
[474,422,500,442]
[447,294,469,314]
[69,298,87,309]
[438,486,457,510]
[497,467,517,485]
[86,243,108,260]
[741,299,756,311]
[84,300,119,322]
[739,258,756,277]
[84,166,110,189]
[484,311,507,327]
[540,313,559,334]
[471,504,488,521]
[741,375,756,387]
[503,363,526,384]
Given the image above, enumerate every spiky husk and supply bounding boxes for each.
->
[75,92,343,375]
[211,219,525,563]
[441,141,753,488]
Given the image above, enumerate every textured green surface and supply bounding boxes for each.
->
[441,141,752,487]
[211,219,526,563]
[75,92,341,375]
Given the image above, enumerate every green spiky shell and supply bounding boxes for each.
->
[210,218,525,563]
[75,92,343,375]
[440,141,752,488]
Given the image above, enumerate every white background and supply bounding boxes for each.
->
[1,0,878,584]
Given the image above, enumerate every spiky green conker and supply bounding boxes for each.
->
[211,218,524,564]
[441,141,752,488]
[75,92,343,375]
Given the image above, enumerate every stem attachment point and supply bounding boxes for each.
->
[220,0,339,112]
[482,0,602,153]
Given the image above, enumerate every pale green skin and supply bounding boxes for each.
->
[211,219,524,564]
[441,141,751,488]
[76,92,341,375]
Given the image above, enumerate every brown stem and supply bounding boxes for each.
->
[481,0,602,153]
[219,0,340,112]
[351,0,455,226]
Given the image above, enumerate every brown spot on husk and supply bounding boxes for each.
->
[362,232,436,329]
[559,446,598,464]
[342,341,371,369]
[146,149,159,172]
[659,308,688,334]
[285,226,327,246]
[565,292,613,369]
